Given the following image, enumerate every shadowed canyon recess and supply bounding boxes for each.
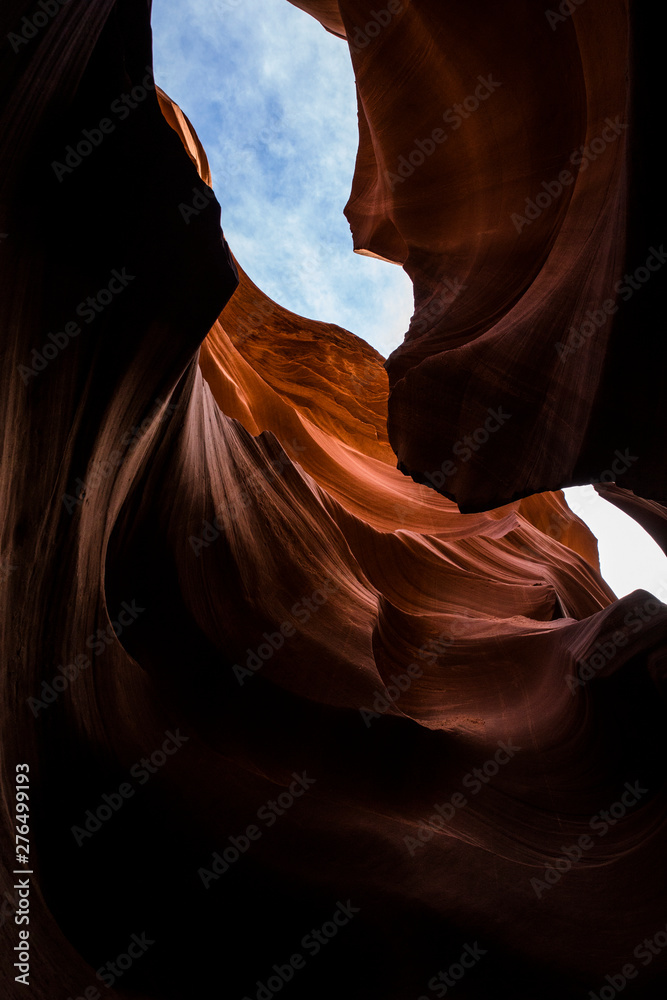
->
[1,1,666,999]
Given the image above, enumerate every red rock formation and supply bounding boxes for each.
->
[0,2,665,999]
[296,0,666,513]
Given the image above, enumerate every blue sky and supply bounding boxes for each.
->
[151,0,413,355]
[151,0,666,601]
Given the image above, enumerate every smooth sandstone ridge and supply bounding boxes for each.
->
[0,2,665,999]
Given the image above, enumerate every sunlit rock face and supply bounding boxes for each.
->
[296,0,666,514]
[0,2,665,1000]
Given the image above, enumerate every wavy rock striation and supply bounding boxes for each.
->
[0,2,665,999]
[295,0,665,512]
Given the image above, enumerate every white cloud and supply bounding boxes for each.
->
[152,1,666,602]
[151,0,414,356]
[564,487,667,602]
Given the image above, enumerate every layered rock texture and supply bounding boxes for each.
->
[0,2,665,998]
